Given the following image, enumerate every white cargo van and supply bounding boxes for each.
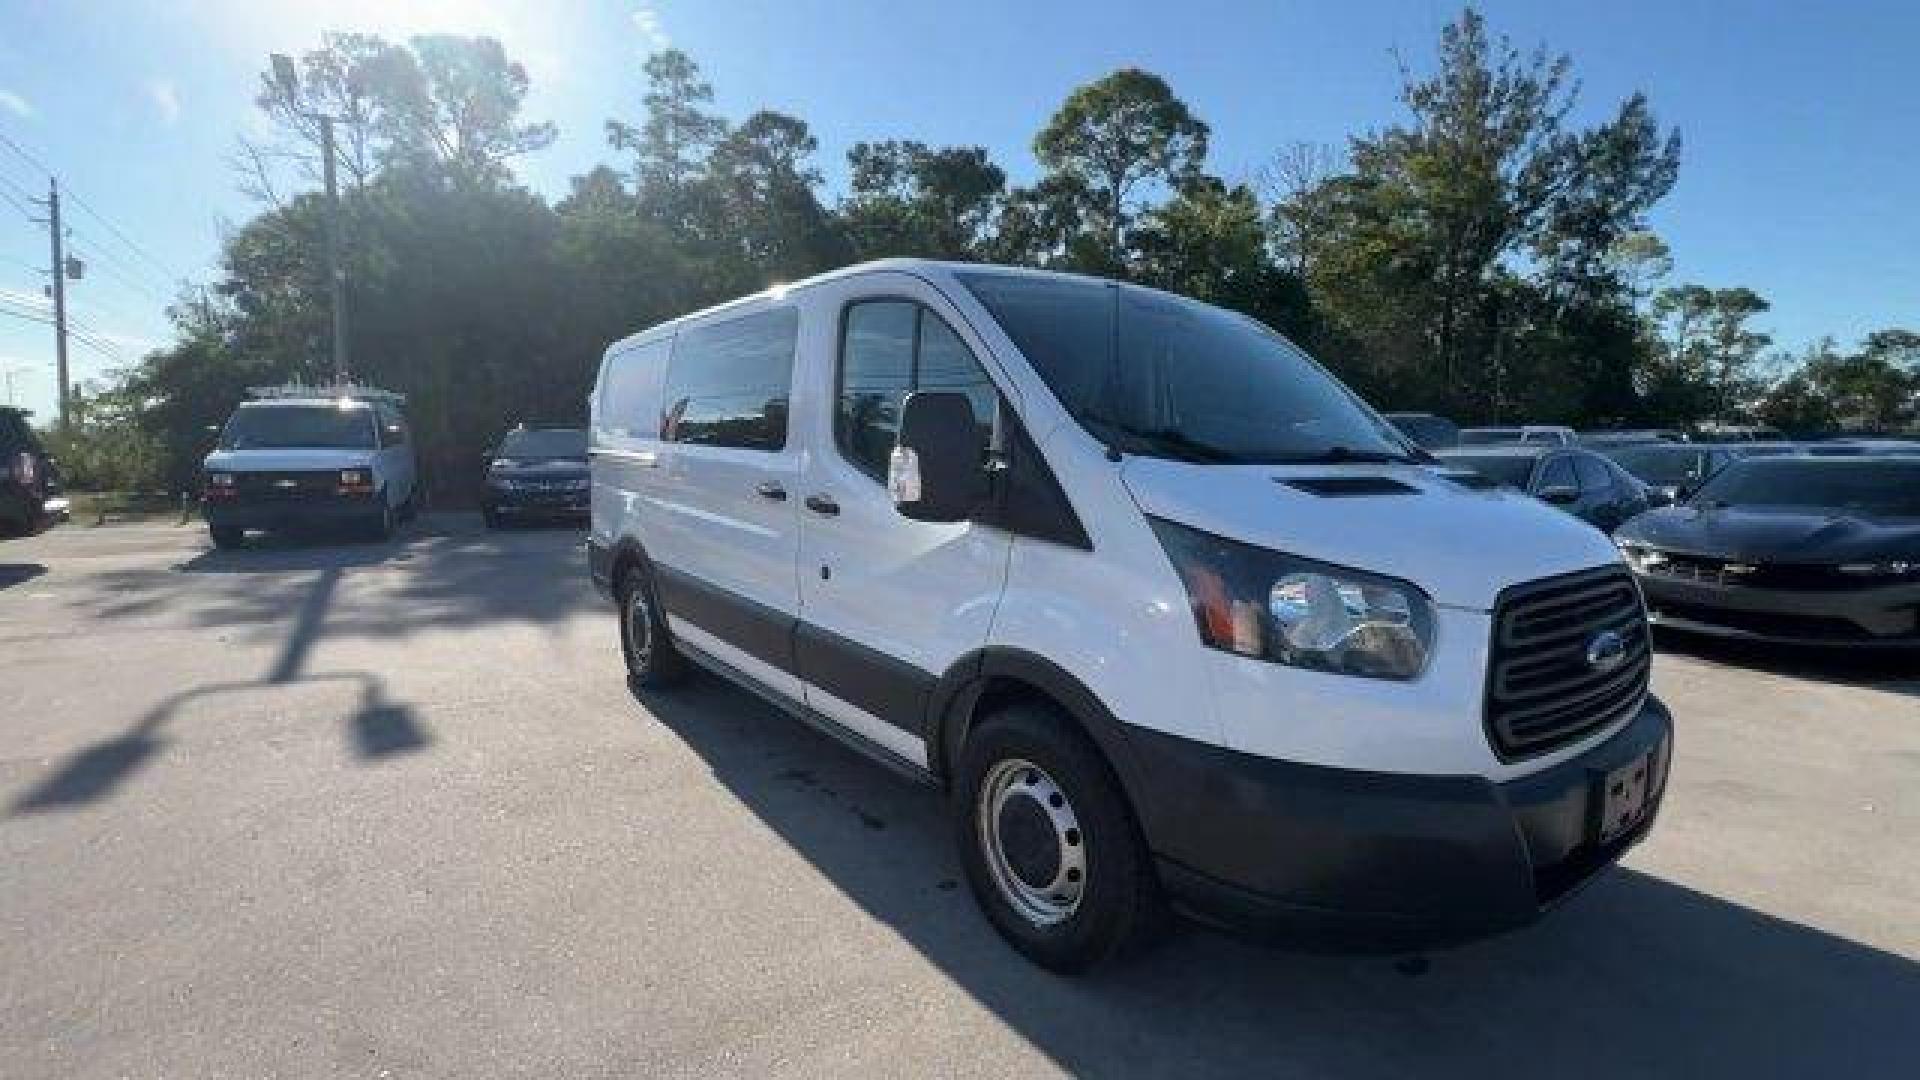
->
[588,260,1671,972]
[202,387,418,547]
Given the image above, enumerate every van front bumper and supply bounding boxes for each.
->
[204,496,381,532]
[1134,695,1672,951]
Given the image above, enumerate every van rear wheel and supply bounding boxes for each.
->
[954,704,1164,973]
[619,563,687,693]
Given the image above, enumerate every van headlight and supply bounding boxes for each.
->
[1150,518,1434,680]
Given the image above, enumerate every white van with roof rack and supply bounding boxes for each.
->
[588,259,1672,972]
[201,385,418,548]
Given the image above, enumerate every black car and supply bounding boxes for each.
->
[1615,456,1920,648]
[1601,442,1740,503]
[1435,445,1653,532]
[0,406,64,536]
[481,425,589,527]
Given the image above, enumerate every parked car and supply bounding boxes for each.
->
[482,424,589,528]
[1579,429,1686,446]
[1800,437,1920,457]
[590,259,1670,971]
[1616,455,1920,648]
[1694,423,1783,442]
[201,388,418,548]
[1723,441,1804,458]
[1436,444,1654,531]
[1600,442,1740,504]
[1457,424,1576,446]
[0,406,64,536]
[1382,411,1459,450]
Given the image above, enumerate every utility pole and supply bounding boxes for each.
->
[319,115,346,386]
[271,53,351,387]
[45,178,69,430]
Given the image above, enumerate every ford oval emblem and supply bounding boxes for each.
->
[1586,629,1628,672]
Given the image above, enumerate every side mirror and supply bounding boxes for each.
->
[889,391,985,522]
[1537,484,1580,506]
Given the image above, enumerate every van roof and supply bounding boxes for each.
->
[602,258,1185,356]
[235,396,375,410]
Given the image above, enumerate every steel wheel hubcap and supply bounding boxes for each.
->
[624,587,653,672]
[978,758,1085,926]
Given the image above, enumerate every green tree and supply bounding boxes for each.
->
[842,140,1005,260]
[607,49,728,212]
[696,111,851,287]
[1648,285,1772,423]
[1033,68,1209,270]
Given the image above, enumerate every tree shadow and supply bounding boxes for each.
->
[13,545,432,815]
[72,513,599,639]
[636,675,1920,1078]
[10,668,429,815]
[0,562,46,589]
[1653,627,1919,697]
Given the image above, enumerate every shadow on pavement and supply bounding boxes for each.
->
[13,553,430,815]
[74,514,597,637]
[1653,627,1919,696]
[0,562,46,589]
[639,675,1919,1078]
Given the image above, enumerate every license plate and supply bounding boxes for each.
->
[1596,752,1654,844]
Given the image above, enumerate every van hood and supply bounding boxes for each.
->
[203,447,377,472]
[1121,458,1622,610]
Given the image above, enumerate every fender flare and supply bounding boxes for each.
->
[926,646,1155,835]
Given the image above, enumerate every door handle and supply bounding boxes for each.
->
[756,481,788,502]
[804,493,840,516]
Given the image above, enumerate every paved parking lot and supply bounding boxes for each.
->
[2,518,1916,1078]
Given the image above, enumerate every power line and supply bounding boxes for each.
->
[0,184,36,221]
[65,189,186,286]
[0,302,126,364]
[0,165,36,203]
[66,240,172,304]
[0,126,192,288]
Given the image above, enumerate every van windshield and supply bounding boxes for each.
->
[220,405,376,450]
[958,272,1411,465]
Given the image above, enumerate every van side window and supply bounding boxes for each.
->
[838,299,995,480]
[661,308,798,451]
[600,339,669,439]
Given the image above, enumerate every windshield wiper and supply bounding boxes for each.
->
[1096,422,1245,464]
[1268,445,1422,465]
[1129,428,1246,464]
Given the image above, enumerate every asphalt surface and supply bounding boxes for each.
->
[2,517,1916,1078]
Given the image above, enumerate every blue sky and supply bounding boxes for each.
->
[1,0,1915,421]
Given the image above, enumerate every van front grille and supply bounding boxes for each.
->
[234,470,340,502]
[1485,565,1649,759]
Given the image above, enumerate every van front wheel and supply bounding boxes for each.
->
[954,704,1164,973]
[619,563,687,693]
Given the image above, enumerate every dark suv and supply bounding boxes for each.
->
[0,407,63,536]
[481,425,589,527]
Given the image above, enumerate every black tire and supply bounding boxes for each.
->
[954,704,1165,973]
[482,508,501,530]
[364,500,395,543]
[618,561,687,692]
[209,525,245,549]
